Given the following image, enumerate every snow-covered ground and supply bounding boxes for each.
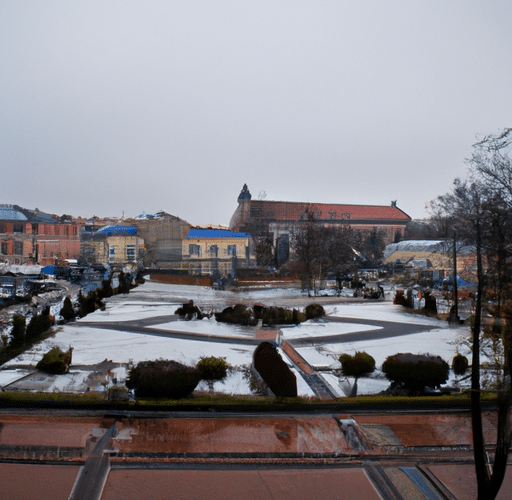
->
[0,280,476,397]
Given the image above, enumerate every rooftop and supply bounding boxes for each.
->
[0,205,27,221]
[185,228,250,239]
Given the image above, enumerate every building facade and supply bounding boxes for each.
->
[383,239,478,283]
[128,211,191,267]
[181,228,253,276]
[0,205,82,266]
[80,225,143,268]
[230,184,411,263]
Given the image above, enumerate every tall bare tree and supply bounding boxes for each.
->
[432,139,512,499]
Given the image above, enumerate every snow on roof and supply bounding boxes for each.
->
[0,205,27,221]
[135,212,159,220]
[185,228,250,239]
[96,225,138,235]
[384,240,448,258]
[384,239,476,260]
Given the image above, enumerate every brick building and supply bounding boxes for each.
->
[0,205,82,266]
[230,184,411,263]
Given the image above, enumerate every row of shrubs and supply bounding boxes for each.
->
[124,349,467,401]
[340,350,470,395]
[1,272,137,369]
[126,356,229,399]
[176,301,326,326]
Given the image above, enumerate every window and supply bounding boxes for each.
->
[13,224,24,234]
[189,244,201,257]
[209,245,218,258]
[14,241,23,255]
[1,242,7,254]
[227,245,237,257]
[126,244,136,261]
[0,225,6,233]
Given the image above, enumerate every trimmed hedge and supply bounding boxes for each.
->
[215,304,258,326]
[36,347,73,375]
[197,356,228,391]
[253,341,297,397]
[382,352,449,393]
[304,303,325,320]
[339,351,376,379]
[126,360,201,399]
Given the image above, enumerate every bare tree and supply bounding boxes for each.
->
[291,213,326,293]
[432,174,512,500]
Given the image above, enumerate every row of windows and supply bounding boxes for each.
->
[0,224,79,235]
[0,242,23,255]
[108,244,137,261]
[188,244,238,258]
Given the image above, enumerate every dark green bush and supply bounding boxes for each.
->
[10,315,26,348]
[60,296,76,321]
[339,351,376,379]
[452,353,469,375]
[117,271,130,294]
[26,310,52,341]
[215,304,257,326]
[304,303,325,320]
[382,352,449,393]
[97,279,113,300]
[423,291,437,314]
[253,341,297,397]
[262,306,294,326]
[126,360,201,399]
[197,356,228,391]
[36,346,73,374]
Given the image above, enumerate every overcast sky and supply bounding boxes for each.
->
[2,1,511,226]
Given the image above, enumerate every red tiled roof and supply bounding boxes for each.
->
[248,200,410,222]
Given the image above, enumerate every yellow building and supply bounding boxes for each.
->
[181,228,254,276]
[80,225,143,269]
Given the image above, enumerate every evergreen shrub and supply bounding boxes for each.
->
[339,351,376,379]
[197,356,228,391]
[452,353,469,375]
[382,352,449,393]
[304,303,325,320]
[26,310,52,341]
[253,341,297,397]
[10,315,26,347]
[215,304,257,326]
[60,296,76,321]
[36,347,73,374]
[126,360,201,399]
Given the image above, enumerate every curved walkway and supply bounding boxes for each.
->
[73,313,441,400]
[74,314,439,347]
